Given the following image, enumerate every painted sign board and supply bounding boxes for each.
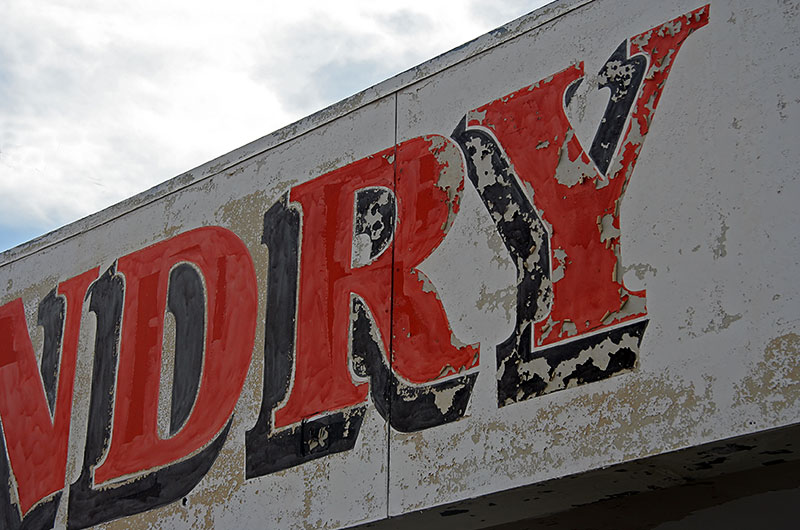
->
[0,0,797,528]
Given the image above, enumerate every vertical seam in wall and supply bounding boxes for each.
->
[386,90,398,520]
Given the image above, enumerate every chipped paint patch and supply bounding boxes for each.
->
[552,248,569,283]
[553,129,596,187]
[601,290,647,326]
[597,213,620,246]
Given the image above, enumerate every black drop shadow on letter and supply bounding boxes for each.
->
[246,195,366,479]
[350,297,477,433]
[453,42,647,405]
[452,121,554,406]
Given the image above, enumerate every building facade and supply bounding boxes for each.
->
[0,1,798,528]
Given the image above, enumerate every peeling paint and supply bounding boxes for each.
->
[2,3,798,530]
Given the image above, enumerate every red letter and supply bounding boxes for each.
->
[469,7,708,348]
[456,6,709,404]
[275,136,477,429]
[392,136,478,381]
[0,268,97,515]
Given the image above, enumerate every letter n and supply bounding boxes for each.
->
[0,269,97,529]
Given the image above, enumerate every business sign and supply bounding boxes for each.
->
[1,1,797,528]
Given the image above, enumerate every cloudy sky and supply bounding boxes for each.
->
[0,0,553,253]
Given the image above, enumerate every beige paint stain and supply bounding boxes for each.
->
[734,333,800,421]
[216,187,273,435]
[475,283,517,325]
[394,371,719,513]
[97,442,246,530]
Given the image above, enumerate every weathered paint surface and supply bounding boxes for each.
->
[0,0,798,528]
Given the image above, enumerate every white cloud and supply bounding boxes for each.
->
[0,0,552,251]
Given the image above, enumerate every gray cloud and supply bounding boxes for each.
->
[0,0,553,252]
